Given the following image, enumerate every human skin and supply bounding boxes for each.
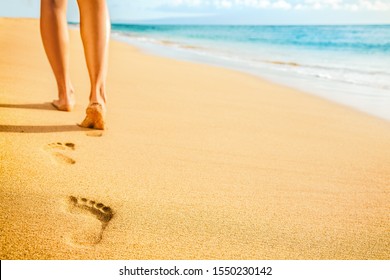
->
[40,0,110,129]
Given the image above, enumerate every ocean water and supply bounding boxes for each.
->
[110,24,390,121]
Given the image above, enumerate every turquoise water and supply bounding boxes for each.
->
[111,24,390,121]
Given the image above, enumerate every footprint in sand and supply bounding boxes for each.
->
[67,196,113,246]
[86,131,103,137]
[45,142,76,164]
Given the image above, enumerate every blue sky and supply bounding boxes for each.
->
[1,0,390,24]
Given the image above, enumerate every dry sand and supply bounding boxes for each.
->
[0,18,389,260]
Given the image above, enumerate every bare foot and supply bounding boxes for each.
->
[78,103,106,130]
[52,92,75,112]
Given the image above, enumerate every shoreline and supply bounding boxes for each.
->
[110,25,390,123]
[1,18,390,260]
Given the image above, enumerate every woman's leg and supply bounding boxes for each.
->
[40,0,74,111]
[77,0,110,130]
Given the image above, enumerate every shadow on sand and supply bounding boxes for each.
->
[0,102,56,111]
[0,125,89,133]
[0,102,93,133]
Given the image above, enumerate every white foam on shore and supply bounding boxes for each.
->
[111,31,390,122]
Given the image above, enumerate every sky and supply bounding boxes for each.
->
[1,0,390,24]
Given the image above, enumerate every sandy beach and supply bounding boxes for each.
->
[0,18,389,260]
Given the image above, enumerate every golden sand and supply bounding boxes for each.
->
[0,18,389,260]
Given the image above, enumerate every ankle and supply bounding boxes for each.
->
[89,87,107,105]
[57,83,74,99]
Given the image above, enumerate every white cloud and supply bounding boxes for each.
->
[1,0,389,24]
[359,0,390,10]
[161,0,390,11]
[273,0,292,9]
